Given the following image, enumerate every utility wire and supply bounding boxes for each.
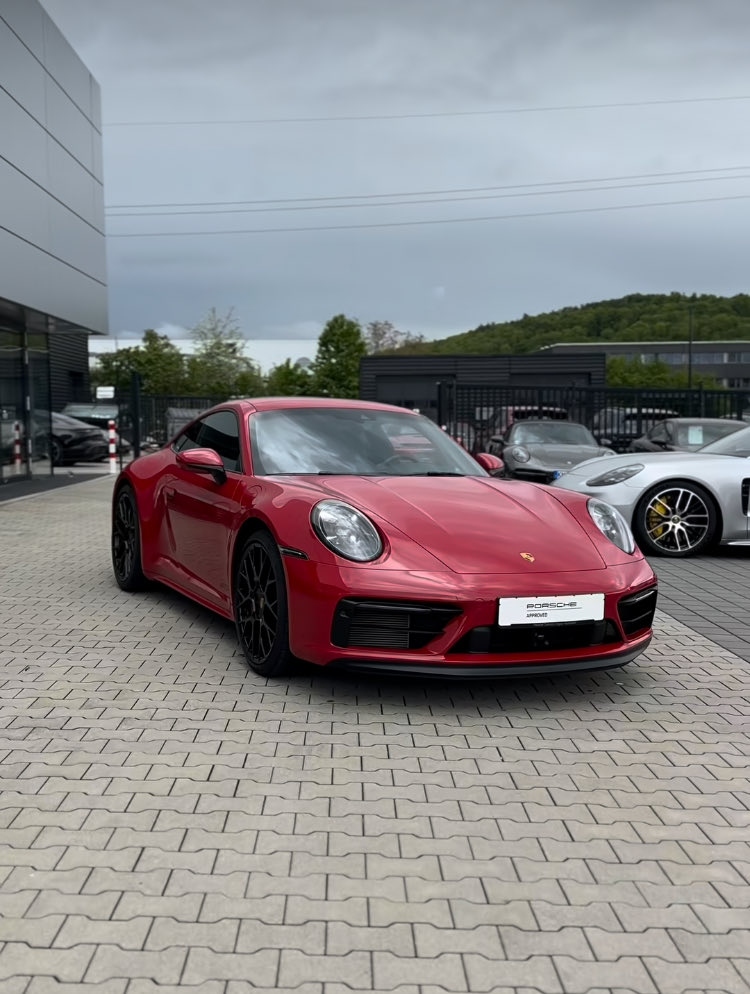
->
[105,172,750,218]
[106,191,750,238]
[105,93,750,127]
[105,164,750,214]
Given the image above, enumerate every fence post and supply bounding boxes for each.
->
[436,381,448,427]
[130,372,142,458]
[108,420,118,474]
[13,421,22,474]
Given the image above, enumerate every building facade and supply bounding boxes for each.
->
[359,353,607,422]
[0,0,106,482]
[539,341,750,389]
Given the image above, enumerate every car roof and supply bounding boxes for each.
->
[666,417,744,424]
[211,397,422,417]
[509,419,588,428]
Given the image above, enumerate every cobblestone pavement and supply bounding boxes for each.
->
[0,477,749,994]
[648,549,750,665]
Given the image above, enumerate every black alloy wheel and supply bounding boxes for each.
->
[634,481,717,557]
[112,486,147,590]
[234,531,294,677]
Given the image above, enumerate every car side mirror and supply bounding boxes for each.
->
[474,452,504,476]
[599,438,612,448]
[176,447,227,483]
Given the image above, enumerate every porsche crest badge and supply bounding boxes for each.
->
[520,552,535,562]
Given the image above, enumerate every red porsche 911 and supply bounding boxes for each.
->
[111,398,657,678]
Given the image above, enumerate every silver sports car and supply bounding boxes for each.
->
[552,424,750,557]
[487,420,615,484]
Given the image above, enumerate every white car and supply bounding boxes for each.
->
[552,425,750,557]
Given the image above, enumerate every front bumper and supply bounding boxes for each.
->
[283,557,657,674]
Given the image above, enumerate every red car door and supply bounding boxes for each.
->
[162,410,246,613]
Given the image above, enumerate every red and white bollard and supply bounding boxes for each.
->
[13,421,22,474]
[108,420,118,474]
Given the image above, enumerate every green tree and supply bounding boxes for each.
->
[606,356,720,389]
[364,320,425,354]
[90,329,186,395]
[311,314,367,398]
[265,359,312,396]
[185,307,264,397]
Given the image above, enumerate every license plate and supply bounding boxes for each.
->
[498,593,605,626]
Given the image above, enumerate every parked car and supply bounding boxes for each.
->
[488,420,615,483]
[591,407,680,451]
[40,411,109,465]
[628,417,745,453]
[472,404,569,453]
[552,424,750,557]
[61,403,131,455]
[112,398,656,678]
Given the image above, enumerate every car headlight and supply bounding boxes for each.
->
[586,463,644,487]
[510,446,530,463]
[588,498,635,554]
[311,500,383,562]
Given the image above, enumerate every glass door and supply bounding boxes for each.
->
[0,328,25,480]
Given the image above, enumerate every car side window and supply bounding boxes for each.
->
[648,422,668,442]
[173,421,202,453]
[197,410,243,473]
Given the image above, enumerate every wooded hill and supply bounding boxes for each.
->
[395,292,750,355]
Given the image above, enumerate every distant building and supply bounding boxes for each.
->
[0,0,106,482]
[538,341,750,389]
[359,353,607,422]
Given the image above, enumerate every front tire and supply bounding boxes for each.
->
[633,481,718,557]
[112,485,147,590]
[234,531,294,677]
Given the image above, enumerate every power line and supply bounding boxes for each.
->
[105,173,750,219]
[106,191,750,238]
[104,93,750,128]
[105,164,750,214]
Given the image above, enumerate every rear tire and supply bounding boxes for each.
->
[50,437,64,466]
[234,531,294,677]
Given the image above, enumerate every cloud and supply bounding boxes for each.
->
[40,0,750,367]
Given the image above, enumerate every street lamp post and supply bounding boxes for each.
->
[687,306,694,391]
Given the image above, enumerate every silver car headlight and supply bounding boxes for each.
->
[311,500,383,562]
[586,464,644,487]
[510,446,530,463]
[588,498,635,554]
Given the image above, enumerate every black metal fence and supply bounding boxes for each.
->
[437,382,750,453]
[114,391,225,454]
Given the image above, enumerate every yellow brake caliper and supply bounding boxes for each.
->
[647,496,671,538]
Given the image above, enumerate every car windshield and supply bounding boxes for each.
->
[249,408,487,476]
[511,422,596,445]
[697,424,750,457]
[676,421,744,449]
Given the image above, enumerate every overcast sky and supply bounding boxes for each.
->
[41,0,750,366]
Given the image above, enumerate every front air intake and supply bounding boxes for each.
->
[618,586,658,637]
[331,600,461,650]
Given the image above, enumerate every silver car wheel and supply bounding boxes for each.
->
[641,485,713,555]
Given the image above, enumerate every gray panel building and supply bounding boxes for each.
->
[0,0,106,482]
[539,341,750,389]
[359,353,607,422]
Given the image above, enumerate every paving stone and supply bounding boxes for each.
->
[0,945,96,983]
[3,483,750,994]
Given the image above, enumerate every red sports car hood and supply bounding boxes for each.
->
[309,475,607,573]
